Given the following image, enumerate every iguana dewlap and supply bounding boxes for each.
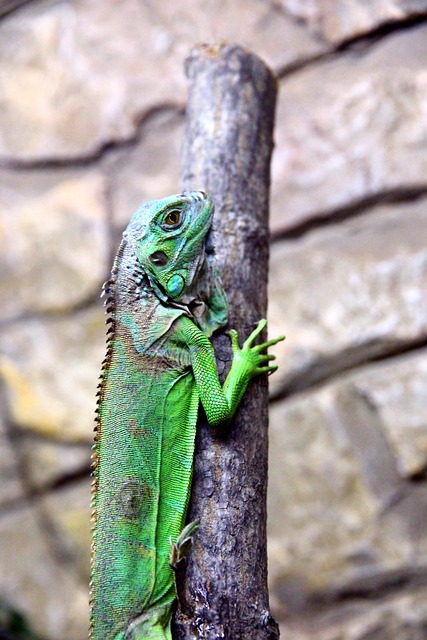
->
[89,191,283,640]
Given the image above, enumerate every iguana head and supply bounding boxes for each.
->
[126,191,214,301]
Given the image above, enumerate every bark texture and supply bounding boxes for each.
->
[173,44,279,640]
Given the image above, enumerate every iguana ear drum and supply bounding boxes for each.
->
[149,251,169,266]
[166,274,185,297]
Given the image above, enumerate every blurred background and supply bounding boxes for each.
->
[1,1,427,638]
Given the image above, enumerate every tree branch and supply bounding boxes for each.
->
[173,43,279,640]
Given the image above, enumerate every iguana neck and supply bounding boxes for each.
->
[105,236,225,335]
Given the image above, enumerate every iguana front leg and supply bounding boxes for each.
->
[178,317,284,428]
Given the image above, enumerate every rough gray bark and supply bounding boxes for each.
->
[172,44,279,640]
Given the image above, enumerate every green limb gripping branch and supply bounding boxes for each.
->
[89,191,285,640]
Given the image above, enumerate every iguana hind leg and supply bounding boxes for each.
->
[122,605,172,640]
[128,622,171,640]
[122,524,197,640]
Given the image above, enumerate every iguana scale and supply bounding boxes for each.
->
[90,191,284,640]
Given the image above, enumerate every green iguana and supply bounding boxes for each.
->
[90,191,284,640]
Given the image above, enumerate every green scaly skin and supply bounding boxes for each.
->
[90,191,284,640]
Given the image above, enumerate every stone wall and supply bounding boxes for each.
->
[1,1,427,638]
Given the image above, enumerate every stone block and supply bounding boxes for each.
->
[268,390,393,599]
[278,0,427,43]
[0,504,89,640]
[268,352,427,632]
[39,479,92,583]
[108,109,184,230]
[350,351,427,479]
[0,419,25,508]
[271,25,427,232]
[277,588,427,639]
[0,0,324,162]
[0,307,105,442]
[0,169,109,321]
[18,436,89,490]
[268,199,427,396]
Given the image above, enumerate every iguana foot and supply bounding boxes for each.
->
[170,520,199,569]
[228,318,286,378]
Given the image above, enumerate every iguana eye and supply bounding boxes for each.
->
[163,209,182,228]
[149,251,169,266]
